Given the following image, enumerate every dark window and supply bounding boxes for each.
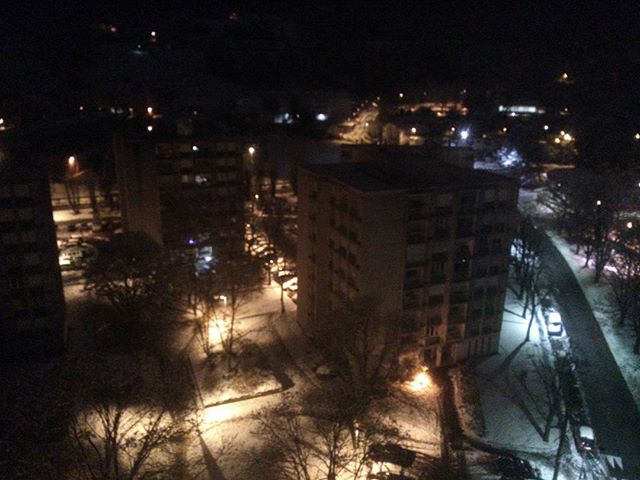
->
[428,295,444,306]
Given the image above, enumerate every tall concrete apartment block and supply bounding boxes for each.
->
[0,162,66,359]
[297,158,518,365]
[114,135,249,250]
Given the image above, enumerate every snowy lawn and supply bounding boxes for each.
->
[191,340,284,408]
[549,232,640,410]
[454,290,559,453]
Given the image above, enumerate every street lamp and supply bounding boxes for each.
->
[146,125,153,132]
[411,127,417,134]
[627,221,633,229]
[596,200,602,206]
[248,146,255,156]
[543,124,549,131]
[146,106,153,116]
[460,129,469,140]
[635,133,640,140]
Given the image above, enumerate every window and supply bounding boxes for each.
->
[437,194,452,206]
[195,174,211,186]
[428,295,444,306]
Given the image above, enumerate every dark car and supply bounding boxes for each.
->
[494,456,539,479]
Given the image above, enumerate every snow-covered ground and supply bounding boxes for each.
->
[454,290,587,480]
[548,232,640,410]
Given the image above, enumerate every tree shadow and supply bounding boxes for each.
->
[487,339,528,378]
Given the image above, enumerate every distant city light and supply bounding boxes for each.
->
[254,194,259,200]
[451,127,456,132]
[502,127,507,133]
[0,118,4,125]
[315,113,328,121]
[596,200,602,206]
[543,125,549,131]
[192,145,199,152]
[147,106,153,116]
[188,238,196,245]
[563,133,573,141]
[562,72,569,80]
[627,222,633,229]
[554,137,561,144]
[411,127,417,134]
[146,125,153,132]
[151,31,156,37]
[635,133,640,140]
[399,92,404,99]
[560,130,565,136]
[79,105,84,112]
[68,156,76,167]
[460,129,469,140]
[248,146,255,155]
[365,122,369,127]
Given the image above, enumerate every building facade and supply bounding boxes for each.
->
[114,135,251,255]
[297,158,518,365]
[0,162,66,359]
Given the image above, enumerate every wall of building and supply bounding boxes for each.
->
[113,137,162,244]
[0,173,67,359]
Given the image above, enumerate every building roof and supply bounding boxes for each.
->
[301,156,517,193]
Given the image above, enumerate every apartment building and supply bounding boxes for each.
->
[297,157,518,365]
[114,135,251,254]
[0,160,66,359]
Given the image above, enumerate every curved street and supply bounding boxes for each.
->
[540,233,640,479]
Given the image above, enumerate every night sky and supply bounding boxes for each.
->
[2,1,639,97]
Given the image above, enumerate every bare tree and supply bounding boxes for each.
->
[211,252,263,367]
[67,354,202,480]
[605,249,640,328]
[514,356,562,442]
[312,297,402,399]
[251,396,398,480]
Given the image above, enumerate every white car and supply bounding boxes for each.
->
[546,309,564,337]
[577,425,595,451]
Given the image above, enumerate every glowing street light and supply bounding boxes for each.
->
[460,129,469,140]
[405,366,433,392]
[635,133,640,140]
[146,125,153,132]
[399,92,404,99]
[248,146,255,155]
[146,106,154,116]
[68,155,76,167]
[411,127,417,134]
[563,133,572,142]
[543,124,549,131]
[502,127,508,133]
[451,127,456,132]
[554,137,561,144]
[596,200,602,206]
[627,221,633,229]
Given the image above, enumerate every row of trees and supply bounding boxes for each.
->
[539,168,640,353]
[84,232,265,365]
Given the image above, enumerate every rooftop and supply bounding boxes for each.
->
[301,156,517,193]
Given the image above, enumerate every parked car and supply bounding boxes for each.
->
[494,456,539,479]
[576,425,595,452]
[545,308,563,337]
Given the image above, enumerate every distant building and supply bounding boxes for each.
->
[0,159,66,359]
[297,157,518,365]
[340,144,474,169]
[114,134,251,257]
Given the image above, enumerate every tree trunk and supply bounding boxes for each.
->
[280,285,285,313]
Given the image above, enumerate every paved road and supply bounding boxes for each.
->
[540,233,640,479]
